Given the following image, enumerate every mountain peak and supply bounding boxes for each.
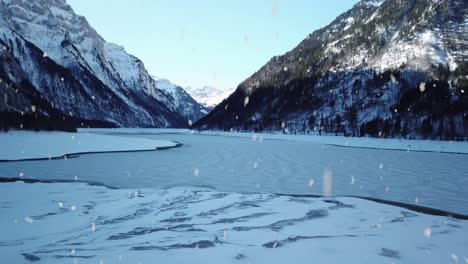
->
[0,0,208,129]
[195,0,468,140]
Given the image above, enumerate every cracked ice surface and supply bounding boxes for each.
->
[0,182,467,263]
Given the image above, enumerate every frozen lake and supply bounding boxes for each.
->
[1,130,467,215]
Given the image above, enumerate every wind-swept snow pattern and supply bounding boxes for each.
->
[0,131,178,161]
[0,181,467,264]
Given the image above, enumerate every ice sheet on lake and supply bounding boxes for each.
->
[81,128,468,154]
[0,131,177,161]
[0,181,466,263]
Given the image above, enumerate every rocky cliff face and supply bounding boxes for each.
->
[195,0,468,139]
[0,0,206,130]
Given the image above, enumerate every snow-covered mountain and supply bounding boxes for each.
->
[0,0,206,130]
[154,78,209,120]
[185,86,234,109]
[195,0,468,139]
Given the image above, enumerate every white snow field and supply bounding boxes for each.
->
[0,181,467,264]
[0,129,467,263]
[0,131,178,161]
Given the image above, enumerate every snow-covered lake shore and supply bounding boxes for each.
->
[81,128,468,154]
[0,131,179,161]
[0,181,466,264]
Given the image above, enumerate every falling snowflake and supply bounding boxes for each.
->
[91,222,96,232]
[24,217,33,224]
[223,229,228,240]
[74,176,78,181]
[419,82,426,92]
[31,105,36,113]
[385,186,390,192]
[194,168,199,177]
[271,0,278,16]
[244,96,249,107]
[462,90,465,94]
[70,249,75,256]
[19,172,24,177]
[424,227,431,238]
[390,73,398,84]
[91,96,95,100]
[71,205,76,211]
[379,163,384,170]
[281,121,286,129]
[253,162,258,169]
[308,179,315,187]
[283,66,288,72]
[61,77,64,82]
[350,176,356,185]
[243,34,249,44]
[452,254,459,263]
[272,242,278,248]
[322,168,332,196]
[58,202,63,207]
[188,120,193,126]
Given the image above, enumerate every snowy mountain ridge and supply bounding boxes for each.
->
[185,85,234,109]
[195,0,468,139]
[0,0,207,129]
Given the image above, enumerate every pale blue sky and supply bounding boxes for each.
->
[67,0,359,90]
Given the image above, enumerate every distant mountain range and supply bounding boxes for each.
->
[195,0,468,139]
[185,86,234,110]
[0,0,207,131]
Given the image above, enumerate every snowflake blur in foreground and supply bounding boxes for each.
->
[244,96,249,107]
[419,82,426,92]
[424,227,431,238]
[308,179,315,187]
[350,175,356,185]
[390,73,398,84]
[194,168,199,177]
[272,0,278,16]
[24,217,33,224]
[322,168,332,196]
[91,222,96,233]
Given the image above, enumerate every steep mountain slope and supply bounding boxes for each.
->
[195,0,468,139]
[0,0,205,129]
[185,86,234,110]
[155,78,209,121]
